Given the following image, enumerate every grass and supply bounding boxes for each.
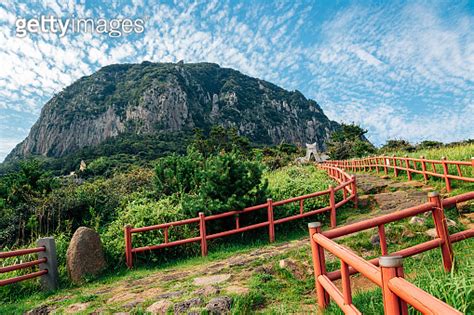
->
[388,143,474,162]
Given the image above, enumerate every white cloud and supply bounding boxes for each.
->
[0,0,472,162]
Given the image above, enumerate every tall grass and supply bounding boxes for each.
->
[388,143,474,161]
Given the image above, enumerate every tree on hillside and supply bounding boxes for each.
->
[380,139,415,152]
[0,159,58,246]
[326,123,376,160]
[190,126,251,157]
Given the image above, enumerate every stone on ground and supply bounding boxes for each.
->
[193,274,231,286]
[409,216,426,225]
[446,219,456,227]
[146,300,172,314]
[425,228,438,238]
[66,227,106,284]
[279,259,311,280]
[64,302,89,313]
[373,190,426,212]
[173,297,203,314]
[193,285,220,296]
[206,296,232,314]
[25,305,54,315]
[370,234,380,246]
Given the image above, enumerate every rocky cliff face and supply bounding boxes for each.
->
[6,62,339,161]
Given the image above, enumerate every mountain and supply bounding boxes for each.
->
[5,62,339,163]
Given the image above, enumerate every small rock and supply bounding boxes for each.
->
[358,195,371,207]
[173,297,203,314]
[161,272,189,282]
[64,302,89,313]
[425,228,438,238]
[107,292,138,304]
[146,300,173,315]
[193,286,220,296]
[25,305,53,315]
[154,291,183,300]
[122,298,144,309]
[370,234,380,246]
[206,296,232,314]
[193,274,231,286]
[409,217,426,225]
[66,227,107,284]
[456,201,473,213]
[278,259,309,280]
[253,264,274,275]
[446,219,456,227]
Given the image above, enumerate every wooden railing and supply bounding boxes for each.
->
[325,156,474,192]
[0,237,58,291]
[124,165,357,268]
[308,190,474,314]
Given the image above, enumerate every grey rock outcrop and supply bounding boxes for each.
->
[6,62,339,161]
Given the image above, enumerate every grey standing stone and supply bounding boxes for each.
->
[66,227,107,284]
[206,296,232,314]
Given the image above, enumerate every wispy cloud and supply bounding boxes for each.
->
[0,0,472,161]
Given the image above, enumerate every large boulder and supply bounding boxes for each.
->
[66,227,106,283]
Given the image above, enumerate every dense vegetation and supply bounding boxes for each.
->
[326,123,376,159]
[0,127,326,301]
[1,120,473,308]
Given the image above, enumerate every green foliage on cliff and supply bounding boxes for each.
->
[327,123,376,159]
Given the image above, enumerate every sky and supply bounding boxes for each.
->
[0,0,473,162]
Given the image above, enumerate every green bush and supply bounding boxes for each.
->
[265,165,337,220]
[102,196,199,265]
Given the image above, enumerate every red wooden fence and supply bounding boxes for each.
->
[308,190,474,314]
[0,247,47,286]
[0,237,58,290]
[325,156,474,192]
[124,165,357,268]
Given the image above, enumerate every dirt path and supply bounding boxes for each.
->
[25,173,451,314]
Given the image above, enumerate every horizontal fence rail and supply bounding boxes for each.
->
[124,165,357,268]
[325,155,474,192]
[308,190,474,314]
[0,237,58,291]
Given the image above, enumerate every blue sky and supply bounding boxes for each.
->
[0,0,473,161]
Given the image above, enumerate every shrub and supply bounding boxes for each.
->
[102,196,198,265]
[265,165,337,220]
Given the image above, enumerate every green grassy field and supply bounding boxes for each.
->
[388,143,474,162]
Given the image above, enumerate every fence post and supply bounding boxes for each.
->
[351,175,358,209]
[404,155,412,180]
[267,198,275,242]
[470,157,474,179]
[329,185,336,228]
[383,156,388,174]
[199,212,208,256]
[392,155,398,177]
[375,157,380,173]
[441,157,451,192]
[420,156,428,182]
[124,225,133,269]
[308,222,329,309]
[428,192,453,271]
[37,237,59,291]
[380,255,407,315]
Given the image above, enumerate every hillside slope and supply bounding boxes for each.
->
[4,173,472,314]
[6,62,338,162]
